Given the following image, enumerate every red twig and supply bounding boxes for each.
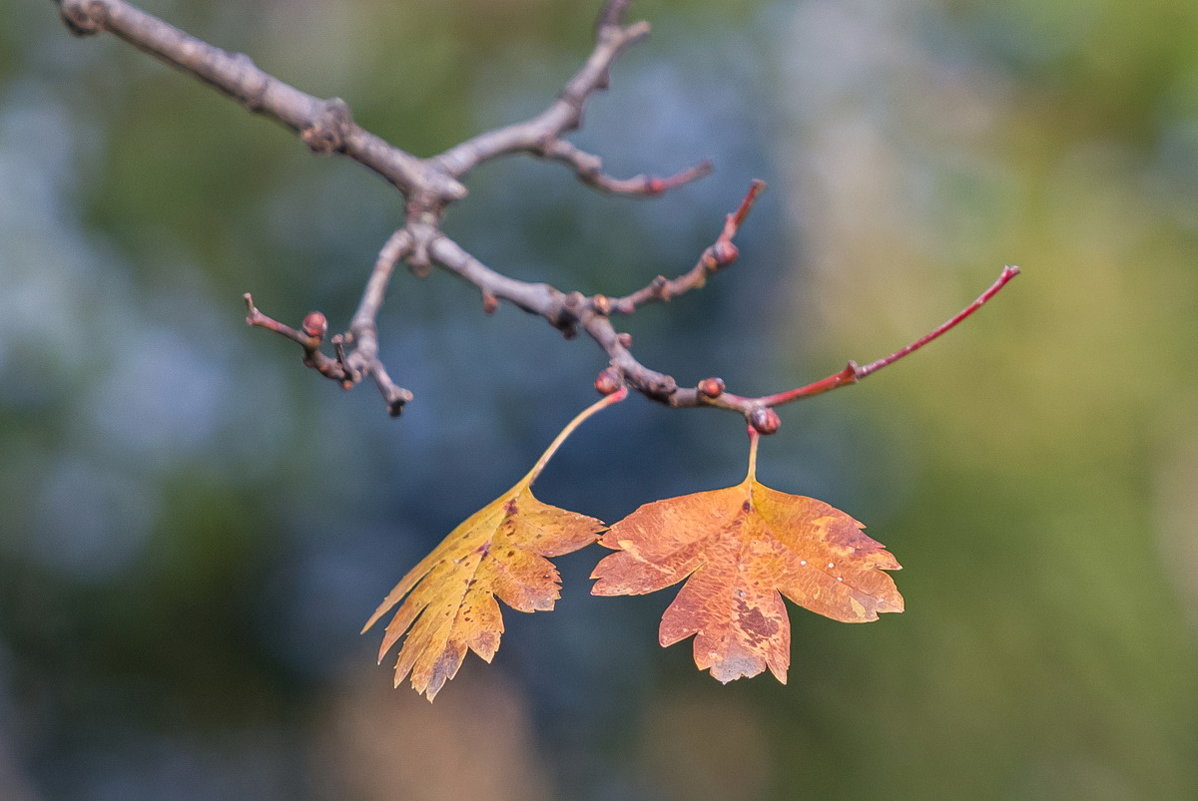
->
[758,265,1021,406]
[244,294,351,384]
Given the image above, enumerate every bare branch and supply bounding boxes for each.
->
[57,0,461,199]
[244,294,351,384]
[537,139,712,197]
[432,7,657,181]
[243,228,418,416]
[611,179,765,314]
[58,0,1020,430]
[578,265,1022,433]
[346,228,414,358]
[429,236,563,320]
[596,0,632,30]
[753,265,1022,407]
[338,229,417,415]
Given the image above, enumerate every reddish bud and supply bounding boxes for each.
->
[617,332,633,349]
[302,311,328,339]
[698,377,725,399]
[592,294,612,316]
[595,367,623,396]
[482,292,499,315]
[711,240,739,266]
[748,406,781,435]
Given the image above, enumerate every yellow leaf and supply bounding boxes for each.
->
[364,389,625,700]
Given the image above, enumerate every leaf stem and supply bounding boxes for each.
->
[745,425,760,482]
[523,388,628,485]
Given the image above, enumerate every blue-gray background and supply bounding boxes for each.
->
[3,1,1197,799]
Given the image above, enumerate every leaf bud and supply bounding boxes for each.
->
[748,406,781,435]
[594,367,623,396]
[617,332,633,349]
[302,311,328,340]
[698,377,725,399]
[711,240,739,266]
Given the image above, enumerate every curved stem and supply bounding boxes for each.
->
[524,388,628,486]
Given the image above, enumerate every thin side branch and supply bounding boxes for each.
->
[432,16,649,178]
[754,265,1022,407]
[244,294,351,384]
[537,139,713,197]
[610,179,765,314]
[246,230,417,415]
[855,264,1021,379]
[430,0,707,195]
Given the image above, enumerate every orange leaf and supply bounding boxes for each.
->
[363,389,625,700]
[591,429,903,684]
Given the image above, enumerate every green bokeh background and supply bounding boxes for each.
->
[2,1,1197,799]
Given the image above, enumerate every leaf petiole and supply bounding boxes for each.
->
[523,387,628,485]
[744,425,760,484]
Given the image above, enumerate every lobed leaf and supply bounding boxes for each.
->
[363,390,625,700]
[592,432,902,684]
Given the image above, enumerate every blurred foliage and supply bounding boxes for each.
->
[2,0,1197,799]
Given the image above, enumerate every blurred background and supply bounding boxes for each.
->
[3,0,1197,799]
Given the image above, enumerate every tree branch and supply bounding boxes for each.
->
[57,0,457,199]
[429,2,708,194]
[609,179,764,314]
[431,14,650,179]
[57,0,1020,429]
[752,264,1022,407]
[535,139,713,197]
